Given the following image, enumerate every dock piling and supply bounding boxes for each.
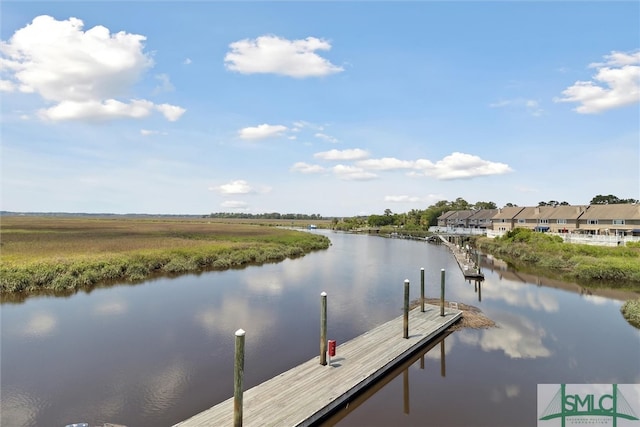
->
[403,279,410,339]
[420,268,425,313]
[440,269,445,316]
[320,292,327,366]
[234,329,245,427]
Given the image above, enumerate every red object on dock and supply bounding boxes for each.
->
[328,340,336,357]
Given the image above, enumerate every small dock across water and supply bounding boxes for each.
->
[437,236,484,280]
[174,304,461,427]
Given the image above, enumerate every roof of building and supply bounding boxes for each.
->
[542,205,588,220]
[437,211,457,220]
[468,209,499,220]
[579,204,640,220]
[446,210,476,221]
[514,206,557,220]
[492,206,525,219]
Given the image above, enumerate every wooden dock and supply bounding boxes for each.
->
[173,304,461,427]
[438,236,484,280]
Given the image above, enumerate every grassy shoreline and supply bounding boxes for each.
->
[475,228,640,290]
[473,228,640,329]
[0,216,331,295]
[621,299,640,328]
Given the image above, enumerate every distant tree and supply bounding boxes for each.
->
[474,201,497,210]
[504,203,518,207]
[590,194,639,205]
[384,208,393,216]
[368,214,394,227]
[451,197,471,210]
[538,200,568,207]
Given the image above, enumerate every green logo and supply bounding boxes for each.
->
[539,384,639,427]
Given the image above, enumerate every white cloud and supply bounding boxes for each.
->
[384,195,422,203]
[0,79,16,92]
[488,100,511,108]
[213,180,254,195]
[555,50,640,113]
[0,15,185,122]
[332,164,377,181]
[155,104,186,121]
[411,152,513,180]
[183,58,192,65]
[39,99,155,121]
[238,123,288,140]
[315,132,338,143]
[140,129,167,136]
[224,35,344,78]
[291,120,324,131]
[314,148,370,161]
[290,162,326,174]
[154,73,175,94]
[221,200,249,209]
[489,98,544,116]
[357,157,414,171]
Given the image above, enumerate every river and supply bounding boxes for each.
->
[1,230,639,426]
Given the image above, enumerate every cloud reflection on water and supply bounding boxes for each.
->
[93,299,128,316]
[481,279,560,313]
[457,312,552,359]
[489,384,521,403]
[16,312,58,338]
[194,294,276,338]
[244,271,284,295]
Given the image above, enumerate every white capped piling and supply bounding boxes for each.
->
[420,268,425,313]
[440,269,445,317]
[320,292,327,366]
[403,279,410,339]
[234,328,245,427]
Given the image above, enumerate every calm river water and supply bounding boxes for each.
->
[1,230,639,427]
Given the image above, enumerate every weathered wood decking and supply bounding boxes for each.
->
[174,304,461,427]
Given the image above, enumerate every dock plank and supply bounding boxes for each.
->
[174,304,461,427]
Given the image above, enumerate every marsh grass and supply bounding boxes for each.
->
[410,298,496,330]
[476,229,640,289]
[0,216,330,294]
[621,299,640,329]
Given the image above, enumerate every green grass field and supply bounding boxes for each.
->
[0,216,331,294]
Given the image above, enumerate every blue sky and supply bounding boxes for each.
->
[1,1,639,216]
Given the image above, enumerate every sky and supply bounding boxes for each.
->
[1,1,639,217]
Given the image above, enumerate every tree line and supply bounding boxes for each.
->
[206,194,637,230]
[208,212,324,220]
[333,194,638,231]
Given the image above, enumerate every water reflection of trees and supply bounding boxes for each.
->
[482,254,638,302]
